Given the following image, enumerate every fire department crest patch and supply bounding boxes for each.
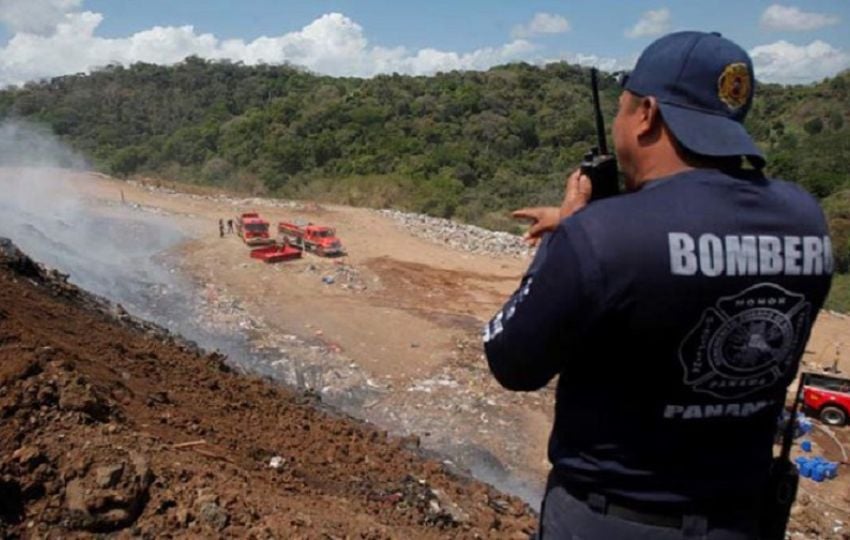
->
[678,283,810,399]
[718,62,751,111]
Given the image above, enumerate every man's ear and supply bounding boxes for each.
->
[636,96,661,136]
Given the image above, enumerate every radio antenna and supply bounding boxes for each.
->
[590,68,608,155]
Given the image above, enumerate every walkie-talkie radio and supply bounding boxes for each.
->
[580,68,619,201]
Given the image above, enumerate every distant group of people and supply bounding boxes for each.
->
[218,218,234,238]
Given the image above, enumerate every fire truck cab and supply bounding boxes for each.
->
[236,212,273,246]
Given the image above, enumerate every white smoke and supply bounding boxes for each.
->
[0,120,280,377]
[0,120,184,315]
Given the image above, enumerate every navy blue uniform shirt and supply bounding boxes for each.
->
[484,168,833,509]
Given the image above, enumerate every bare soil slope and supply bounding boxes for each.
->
[0,240,536,539]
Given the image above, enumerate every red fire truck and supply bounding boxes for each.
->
[277,221,344,256]
[235,212,274,246]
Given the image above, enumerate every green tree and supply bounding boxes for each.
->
[1,55,847,284]
[803,117,824,135]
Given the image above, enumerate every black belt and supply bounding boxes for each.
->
[567,488,690,530]
[546,469,758,533]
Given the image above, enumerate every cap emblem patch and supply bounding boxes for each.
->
[718,63,750,111]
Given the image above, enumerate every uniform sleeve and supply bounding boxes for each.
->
[483,221,602,391]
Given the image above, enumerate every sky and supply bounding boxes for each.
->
[0,0,847,87]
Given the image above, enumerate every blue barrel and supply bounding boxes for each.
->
[800,440,812,452]
[825,463,838,479]
[811,465,826,482]
[799,460,813,478]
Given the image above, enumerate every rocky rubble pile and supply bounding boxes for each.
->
[378,210,533,258]
[0,343,155,535]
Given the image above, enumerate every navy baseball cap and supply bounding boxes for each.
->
[622,31,765,168]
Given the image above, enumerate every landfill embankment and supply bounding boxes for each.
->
[0,238,537,538]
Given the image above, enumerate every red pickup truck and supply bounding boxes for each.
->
[278,221,344,256]
[802,372,850,426]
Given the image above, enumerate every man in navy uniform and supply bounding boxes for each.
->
[484,31,833,539]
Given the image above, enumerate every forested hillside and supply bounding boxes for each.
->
[0,57,848,269]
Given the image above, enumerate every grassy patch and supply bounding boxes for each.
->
[825,273,850,313]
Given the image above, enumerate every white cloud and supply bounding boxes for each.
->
[625,8,671,39]
[760,4,840,32]
[512,13,570,39]
[750,40,850,84]
[0,11,541,86]
[545,52,635,74]
[0,0,81,35]
[2,6,845,88]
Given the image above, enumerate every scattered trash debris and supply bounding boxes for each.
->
[795,412,814,437]
[795,456,840,482]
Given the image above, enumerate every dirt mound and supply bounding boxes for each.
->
[0,239,536,538]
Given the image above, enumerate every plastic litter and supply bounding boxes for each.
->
[796,457,811,478]
[777,411,814,439]
[795,413,813,437]
[794,455,840,482]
